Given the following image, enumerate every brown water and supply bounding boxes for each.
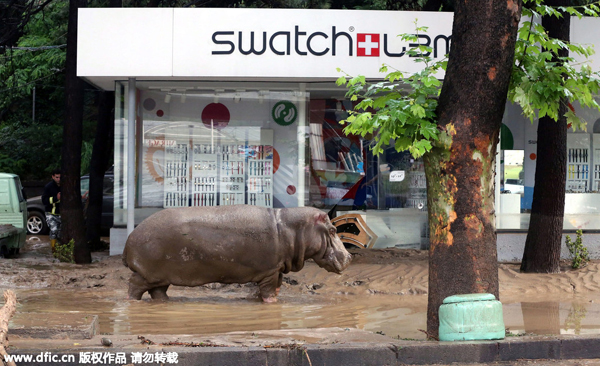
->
[9,288,428,339]
[7,288,600,339]
[4,236,600,339]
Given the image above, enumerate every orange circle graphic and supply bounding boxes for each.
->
[272,148,280,174]
[530,153,537,160]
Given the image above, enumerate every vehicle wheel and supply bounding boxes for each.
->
[27,211,48,235]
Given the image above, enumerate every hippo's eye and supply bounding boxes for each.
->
[329,228,337,236]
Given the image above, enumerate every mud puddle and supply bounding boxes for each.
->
[6,288,427,339]
[4,236,600,340]
[7,289,600,339]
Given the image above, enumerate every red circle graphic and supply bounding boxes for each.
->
[201,103,230,130]
[286,185,296,195]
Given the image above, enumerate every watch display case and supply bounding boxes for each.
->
[567,134,591,192]
[594,134,600,192]
[164,142,189,208]
[218,144,246,206]
[191,144,218,207]
[247,145,273,208]
[162,128,274,208]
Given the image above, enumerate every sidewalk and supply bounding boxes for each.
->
[7,326,600,365]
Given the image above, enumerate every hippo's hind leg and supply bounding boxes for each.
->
[258,272,280,303]
[149,285,170,301]
[128,272,153,300]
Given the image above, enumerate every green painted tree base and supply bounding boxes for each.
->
[439,293,505,341]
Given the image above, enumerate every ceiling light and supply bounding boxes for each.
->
[214,89,225,103]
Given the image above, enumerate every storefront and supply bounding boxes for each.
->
[77,8,600,258]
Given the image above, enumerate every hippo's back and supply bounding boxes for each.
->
[123,205,282,286]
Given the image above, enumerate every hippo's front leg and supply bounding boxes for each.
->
[258,272,280,303]
[275,272,283,296]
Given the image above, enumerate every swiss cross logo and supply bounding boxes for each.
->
[357,33,380,57]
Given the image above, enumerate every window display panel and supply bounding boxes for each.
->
[307,99,364,210]
[113,82,128,227]
[131,83,307,214]
[306,97,428,249]
[498,100,600,230]
[564,131,600,220]
[371,146,429,249]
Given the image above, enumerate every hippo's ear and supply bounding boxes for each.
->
[314,212,328,225]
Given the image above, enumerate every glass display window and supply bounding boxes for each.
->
[113,81,309,227]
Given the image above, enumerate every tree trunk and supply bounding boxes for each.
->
[86,91,114,249]
[520,0,569,274]
[424,0,522,338]
[62,0,89,264]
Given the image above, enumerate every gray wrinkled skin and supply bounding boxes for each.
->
[122,205,352,302]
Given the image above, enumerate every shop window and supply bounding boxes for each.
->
[498,98,600,230]
[113,82,310,227]
[307,99,364,212]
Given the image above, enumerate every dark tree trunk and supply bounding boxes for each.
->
[86,91,114,248]
[62,0,89,264]
[424,0,522,338]
[520,0,570,274]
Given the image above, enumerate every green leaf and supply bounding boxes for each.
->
[336,76,347,86]
[410,104,426,118]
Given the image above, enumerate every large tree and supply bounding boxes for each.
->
[0,0,53,48]
[423,0,522,337]
[85,0,121,249]
[339,0,523,337]
[61,0,89,263]
[520,0,570,273]
[508,1,600,272]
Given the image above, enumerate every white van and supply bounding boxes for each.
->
[0,173,27,257]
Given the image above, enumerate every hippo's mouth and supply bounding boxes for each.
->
[321,250,351,274]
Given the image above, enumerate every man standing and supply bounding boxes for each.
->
[42,169,61,253]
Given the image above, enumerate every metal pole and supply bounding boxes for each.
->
[297,83,306,207]
[32,86,36,123]
[127,78,136,236]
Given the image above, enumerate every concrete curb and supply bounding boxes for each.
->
[8,335,600,365]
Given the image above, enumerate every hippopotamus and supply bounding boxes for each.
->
[122,205,352,302]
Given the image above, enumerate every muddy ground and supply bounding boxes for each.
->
[0,236,429,296]
[2,235,600,340]
[1,236,595,302]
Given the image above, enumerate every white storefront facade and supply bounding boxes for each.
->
[77,8,600,259]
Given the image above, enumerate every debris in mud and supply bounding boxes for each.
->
[138,335,155,345]
[262,342,306,350]
[283,277,298,286]
[160,340,227,347]
[1,290,17,366]
[345,280,364,287]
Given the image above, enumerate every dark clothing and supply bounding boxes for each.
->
[42,180,61,215]
[46,213,61,240]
